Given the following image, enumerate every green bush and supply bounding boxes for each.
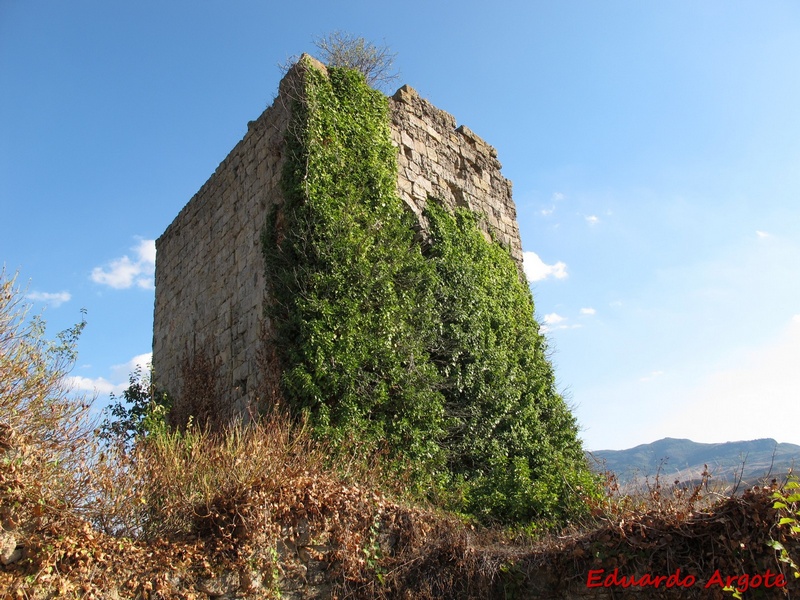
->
[99,365,172,447]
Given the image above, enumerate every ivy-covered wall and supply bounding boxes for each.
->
[263,56,595,525]
[263,63,446,467]
[154,54,594,524]
[154,54,525,435]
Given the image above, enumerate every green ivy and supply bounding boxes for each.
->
[263,57,597,525]
[264,62,446,473]
[424,205,598,525]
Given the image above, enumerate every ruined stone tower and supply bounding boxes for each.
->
[152,55,524,419]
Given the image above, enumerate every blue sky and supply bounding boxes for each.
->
[2,1,799,451]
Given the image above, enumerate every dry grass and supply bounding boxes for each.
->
[2,267,799,598]
[4,414,799,599]
[100,411,327,540]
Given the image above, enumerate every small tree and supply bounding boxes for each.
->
[313,31,398,89]
[282,32,399,91]
[99,365,172,447]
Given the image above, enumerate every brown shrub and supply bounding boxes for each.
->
[170,344,221,431]
[0,268,94,532]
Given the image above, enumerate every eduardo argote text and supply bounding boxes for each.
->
[587,567,787,593]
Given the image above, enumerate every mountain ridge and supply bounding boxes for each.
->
[589,437,800,488]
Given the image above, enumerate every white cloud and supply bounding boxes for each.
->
[543,313,566,325]
[580,307,596,316]
[756,230,771,239]
[585,215,599,225]
[25,290,71,307]
[522,251,568,282]
[67,375,123,396]
[91,239,156,289]
[66,352,153,397]
[110,352,153,382]
[541,192,565,215]
[539,312,582,334]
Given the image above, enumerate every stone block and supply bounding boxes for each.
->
[0,530,20,565]
[400,130,414,149]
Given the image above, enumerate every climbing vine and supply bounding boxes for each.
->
[263,60,446,474]
[424,204,598,525]
[263,56,597,525]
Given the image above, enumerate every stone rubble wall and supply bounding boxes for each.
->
[153,56,526,419]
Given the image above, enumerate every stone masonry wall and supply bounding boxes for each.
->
[389,84,522,265]
[152,65,296,417]
[153,56,526,418]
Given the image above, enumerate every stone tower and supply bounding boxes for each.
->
[152,55,524,420]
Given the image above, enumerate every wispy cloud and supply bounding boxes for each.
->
[580,307,597,316]
[91,239,156,290]
[110,352,153,381]
[585,215,599,225]
[541,192,566,216]
[67,375,122,396]
[756,230,771,239]
[25,290,71,307]
[539,312,582,334]
[580,234,800,450]
[639,370,664,382]
[66,352,152,397]
[523,251,568,282]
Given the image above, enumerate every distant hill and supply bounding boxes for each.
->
[589,437,800,490]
